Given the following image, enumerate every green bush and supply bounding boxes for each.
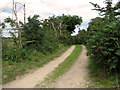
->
[22,15,59,54]
[2,47,31,62]
[74,29,88,45]
[38,29,59,54]
[87,20,120,72]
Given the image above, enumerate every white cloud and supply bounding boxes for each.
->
[0,0,118,21]
[0,0,10,8]
[71,27,79,36]
[0,0,119,35]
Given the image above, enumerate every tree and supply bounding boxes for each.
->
[22,15,58,53]
[114,1,120,19]
[44,15,66,36]
[22,15,42,48]
[0,22,6,37]
[41,14,82,44]
[59,14,82,34]
[90,0,120,21]
[46,14,82,34]
[10,0,26,48]
[87,0,120,74]
[87,17,105,31]
[74,29,88,44]
[4,17,19,46]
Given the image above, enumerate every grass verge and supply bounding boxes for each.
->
[88,57,119,88]
[36,45,82,88]
[2,44,70,84]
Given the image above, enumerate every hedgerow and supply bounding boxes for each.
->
[87,20,120,72]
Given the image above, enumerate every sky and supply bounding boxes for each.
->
[0,0,119,37]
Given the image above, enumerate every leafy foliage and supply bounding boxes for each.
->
[73,29,88,45]
[87,17,105,31]
[87,20,120,71]
[46,14,82,34]
[2,14,82,62]
[86,1,120,87]
[41,14,82,45]
[22,15,58,53]
[2,47,31,63]
[90,0,120,20]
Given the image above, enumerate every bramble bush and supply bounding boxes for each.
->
[87,20,120,73]
[86,1,120,78]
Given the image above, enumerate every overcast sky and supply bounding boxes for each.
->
[0,0,119,36]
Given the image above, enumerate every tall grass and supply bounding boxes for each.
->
[2,44,70,84]
[88,57,119,88]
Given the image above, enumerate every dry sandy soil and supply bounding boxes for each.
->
[3,45,75,88]
[44,45,91,88]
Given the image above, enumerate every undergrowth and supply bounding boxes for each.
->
[88,57,120,89]
[2,44,70,84]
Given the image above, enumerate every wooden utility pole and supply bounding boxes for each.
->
[12,0,23,48]
[11,0,27,48]
[23,4,26,24]
[12,0,15,20]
